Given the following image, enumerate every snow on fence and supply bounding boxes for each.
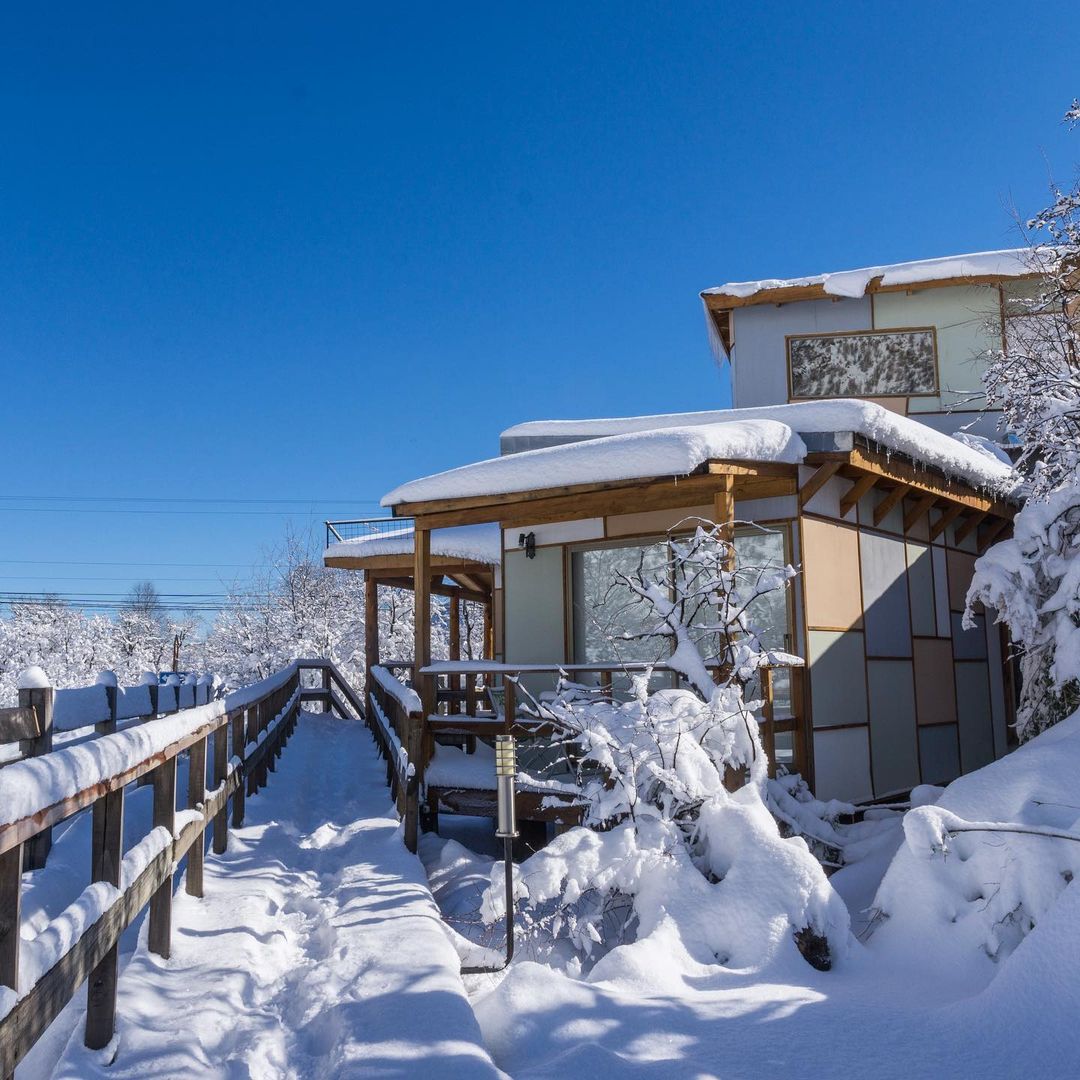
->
[0,658,365,1079]
[367,666,425,849]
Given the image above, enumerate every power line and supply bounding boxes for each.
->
[0,506,375,517]
[0,559,262,567]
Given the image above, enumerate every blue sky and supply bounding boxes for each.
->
[0,2,1075,613]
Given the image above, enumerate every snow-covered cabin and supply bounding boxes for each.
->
[333,248,1029,809]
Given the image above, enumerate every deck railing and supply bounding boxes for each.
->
[325,515,415,548]
[0,658,362,1080]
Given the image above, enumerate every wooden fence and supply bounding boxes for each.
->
[0,659,361,1080]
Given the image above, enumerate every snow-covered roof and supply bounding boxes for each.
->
[382,420,806,507]
[383,401,1016,508]
[703,248,1039,303]
[324,523,501,565]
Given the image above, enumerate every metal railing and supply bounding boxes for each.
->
[325,516,415,548]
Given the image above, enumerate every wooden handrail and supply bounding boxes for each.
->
[0,658,359,1079]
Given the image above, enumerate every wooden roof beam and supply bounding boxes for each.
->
[903,492,938,534]
[799,461,842,507]
[873,483,911,527]
[978,517,1012,553]
[954,511,987,546]
[928,503,965,542]
[839,472,878,517]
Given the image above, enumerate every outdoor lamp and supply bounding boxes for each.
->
[495,734,519,839]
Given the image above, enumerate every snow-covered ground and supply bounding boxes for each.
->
[22,711,501,1079]
[422,724,1080,1079]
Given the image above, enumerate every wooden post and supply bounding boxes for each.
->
[19,678,53,871]
[482,602,493,660]
[760,666,777,779]
[186,735,207,898]
[148,758,176,958]
[713,473,736,560]
[85,786,123,1051]
[365,571,380,701]
[414,528,433,713]
[503,676,517,735]
[231,711,245,827]
[0,843,21,1000]
[95,672,117,736]
[449,592,461,714]
[212,723,228,855]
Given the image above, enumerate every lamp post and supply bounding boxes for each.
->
[463,734,518,973]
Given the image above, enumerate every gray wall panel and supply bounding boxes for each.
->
[956,662,995,772]
[808,630,868,728]
[919,724,961,785]
[906,542,936,637]
[867,660,920,796]
[860,532,912,657]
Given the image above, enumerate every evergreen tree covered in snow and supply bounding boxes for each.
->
[969,101,1080,741]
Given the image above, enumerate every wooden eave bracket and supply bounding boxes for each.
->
[874,483,911,526]
[838,473,878,517]
[799,461,842,507]
[928,502,964,542]
[903,492,937,533]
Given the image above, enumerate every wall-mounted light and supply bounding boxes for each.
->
[518,532,536,559]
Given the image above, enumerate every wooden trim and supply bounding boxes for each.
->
[409,467,797,531]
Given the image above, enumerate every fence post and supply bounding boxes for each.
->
[231,710,245,828]
[85,786,123,1051]
[18,669,54,871]
[403,711,425,854]
[142,671,160,721]
[212,722,228,855]
[148,759,176,958]
[0,842,21,1001]
[186,735,207,898]
[95,671,118,735]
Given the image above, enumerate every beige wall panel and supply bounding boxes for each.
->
[947,549,977,613]
[873,285,1000,410]
[914,638,957,726]
[802,517,863,629]
[605,504,713,538]
[866,396,908,415]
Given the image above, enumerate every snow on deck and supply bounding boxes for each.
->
[48,711,503,1079]
[703,247,1039,300]
[325,522,502,566]
[382,419,806,506]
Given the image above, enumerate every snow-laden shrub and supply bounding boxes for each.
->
[870,710,1080,982]
[968,486,1080,740]
[480,522,850,973]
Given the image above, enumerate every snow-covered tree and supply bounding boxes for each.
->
[484,521,848,973]
[968,100,1080,741]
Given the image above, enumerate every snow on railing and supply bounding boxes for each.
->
[0,659,328,1079]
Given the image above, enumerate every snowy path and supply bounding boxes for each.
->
[46,711,503,1079]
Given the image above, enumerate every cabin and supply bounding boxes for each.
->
[327,249,1036,837]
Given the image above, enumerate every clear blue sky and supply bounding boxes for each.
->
[0,2,1075,613]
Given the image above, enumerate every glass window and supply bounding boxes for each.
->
[570,526,793,710]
